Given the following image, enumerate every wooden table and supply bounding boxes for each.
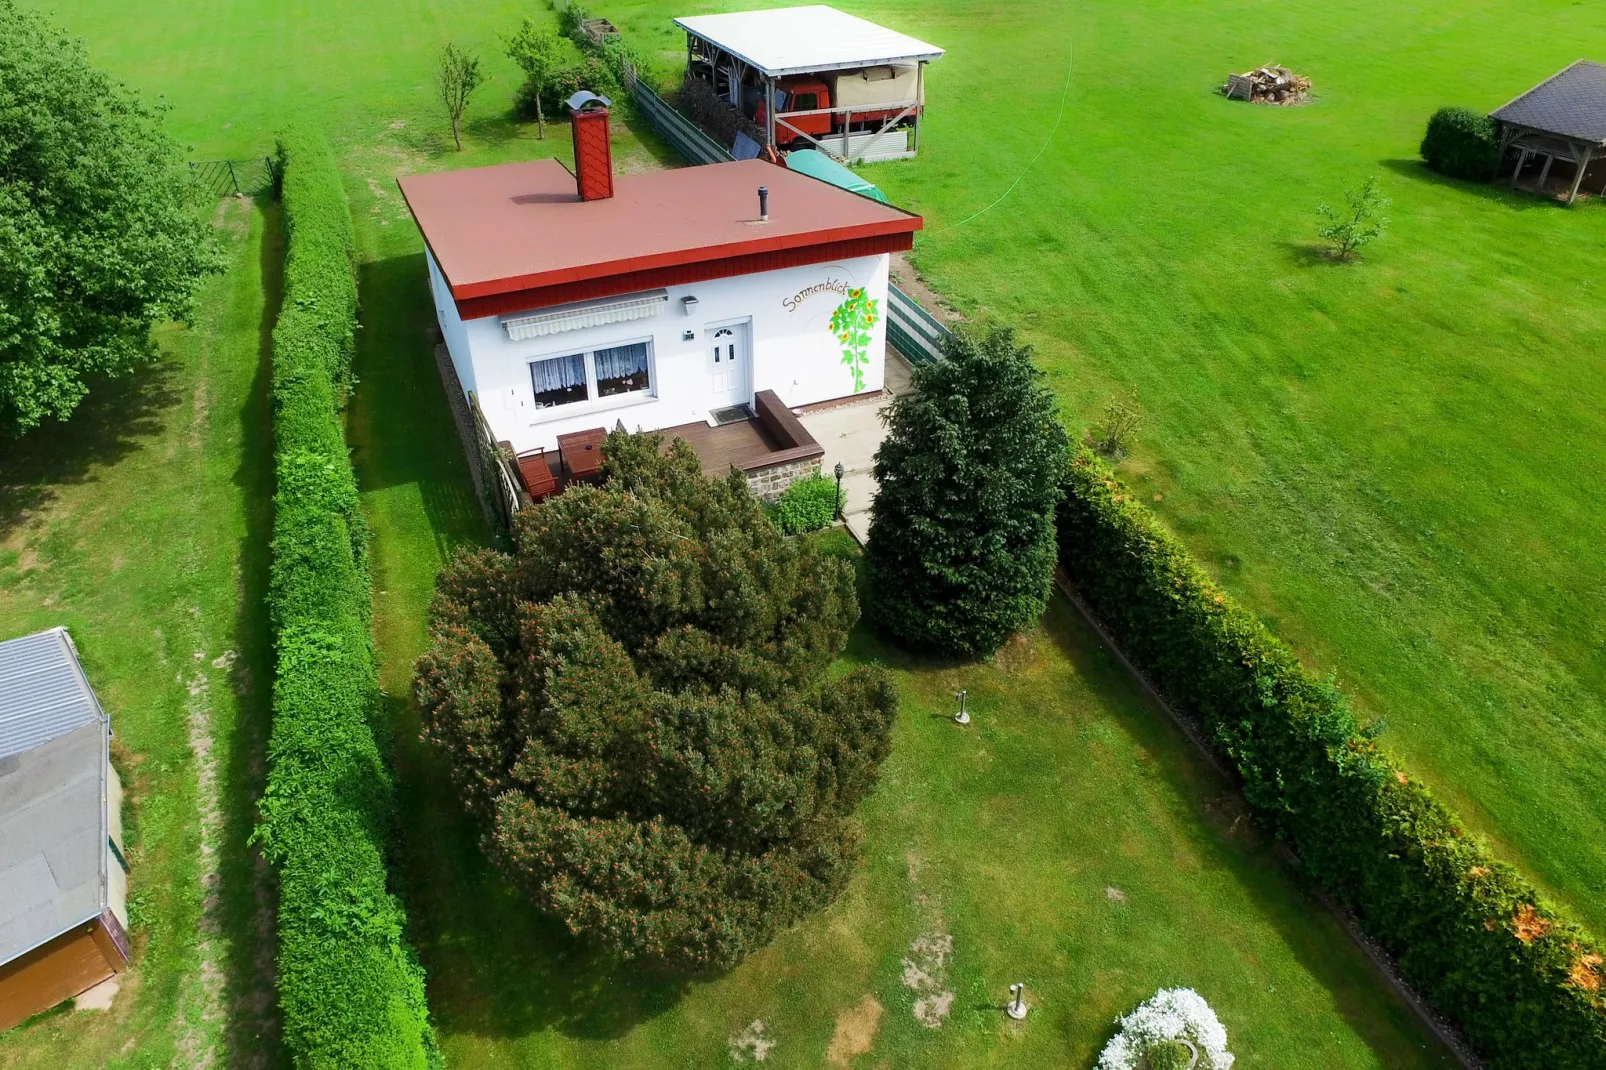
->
[557,427,608,481]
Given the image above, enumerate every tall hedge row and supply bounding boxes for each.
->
[257,129,438,1068]
[1057,448,1606,1069]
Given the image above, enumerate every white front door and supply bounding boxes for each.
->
[708,322,751,410]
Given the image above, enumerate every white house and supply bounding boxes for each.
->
[398,100,922,496]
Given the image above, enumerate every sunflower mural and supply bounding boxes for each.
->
[829,287,880,393]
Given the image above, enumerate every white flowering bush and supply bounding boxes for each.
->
[1096,988,1235,1070]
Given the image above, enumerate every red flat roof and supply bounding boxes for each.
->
[398,158,922,306]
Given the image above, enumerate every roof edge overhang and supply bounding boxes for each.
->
[445,213,921,303]
[672,18,944,79]
[455,229,913,321]
[1491,58,1595,118]
[0,908,102,970]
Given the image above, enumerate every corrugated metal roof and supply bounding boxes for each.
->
[0,628,104,760]
[673,6,943,78]
[1492,59,1606,144]
[0,628,111,965]
[0,722,109,964]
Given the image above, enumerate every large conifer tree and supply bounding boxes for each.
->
[416,433,897,971]
[865,326,1069,657]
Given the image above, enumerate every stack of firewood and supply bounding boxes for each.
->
[1224,65,1312,105]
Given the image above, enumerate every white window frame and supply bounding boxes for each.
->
[525,335,658,425]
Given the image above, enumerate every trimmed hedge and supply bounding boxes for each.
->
[1057,448,1606,1069]
[256,129,438,1068]
[1421,106,1503,181]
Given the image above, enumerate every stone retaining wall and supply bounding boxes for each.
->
[746,456,821,503]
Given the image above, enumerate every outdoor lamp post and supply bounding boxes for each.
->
[833,461,845,520]
[1007,982,1028,1021]
[955,689,970,726]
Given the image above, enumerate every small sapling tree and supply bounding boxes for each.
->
[1317,177,1390,261]
[864,326,1070,658]
[0,0,220,434]
[505,19,560,138]
[415,432,897,972]
[435,42,484,150]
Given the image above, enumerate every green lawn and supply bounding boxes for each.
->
[48,0,1605,934]
[19,0,1606,1061]
[0,200,282,1067]
[330,87,1454,1065]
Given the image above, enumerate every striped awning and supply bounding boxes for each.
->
[501,290,669,340]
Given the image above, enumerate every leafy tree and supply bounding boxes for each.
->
[504,19,561,139]
[1317,177,1389,261]
[435,42,484,151]
[1420,106,1502,181]
[865,326,1069,658]
[0,0,220,435]
[415,432,897,972]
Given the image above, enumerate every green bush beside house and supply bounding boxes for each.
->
[1056,447,1606,1069]
[769,474,843,534]
[257,128,438,1069]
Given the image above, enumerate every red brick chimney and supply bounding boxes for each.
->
[568,91,614,202]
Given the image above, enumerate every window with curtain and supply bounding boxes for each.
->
[594,342,651,398]
[530,353,587,408]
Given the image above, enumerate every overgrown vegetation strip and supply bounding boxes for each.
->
[1056,449,1606,1069]
[256,128,438,1068]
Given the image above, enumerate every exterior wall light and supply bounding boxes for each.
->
[681,295,699,316]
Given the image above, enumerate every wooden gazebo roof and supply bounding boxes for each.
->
[1492,59,1606,144]
[1491,60,1606,204]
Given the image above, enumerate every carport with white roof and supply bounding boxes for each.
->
[673,5,943,162]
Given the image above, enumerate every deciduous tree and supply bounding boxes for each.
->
[1317,177,1390,261]
[504,19,560,139]
[0,0,220,434]
[415,432,897,971]
[435,42,484,151]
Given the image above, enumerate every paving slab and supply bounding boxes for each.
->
[798,353,914,543]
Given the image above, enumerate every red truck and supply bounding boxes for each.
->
[753,66,923,147]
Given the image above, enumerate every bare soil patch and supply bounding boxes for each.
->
[826,994,884,1066]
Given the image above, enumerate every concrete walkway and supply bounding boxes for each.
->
[798,353,913,543]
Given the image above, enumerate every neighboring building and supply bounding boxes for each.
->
[675,5,944,162]
[1493,59,1606,204]
[399,97,922,499]
[0,628,129,1033]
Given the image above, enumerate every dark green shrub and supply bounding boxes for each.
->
[513,57,620,122]
[1421,107,1502,181]
[415,432,896,972]
[865,326,1069,658]
[769,473,842,534]
[1057,448,1606,1068]
[258,129,438,1068]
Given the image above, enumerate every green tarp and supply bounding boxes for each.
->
[784,150,889,203]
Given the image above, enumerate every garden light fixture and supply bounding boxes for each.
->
[955,688,970,726]
[833,461,845,519]
[1008,982,1028,1020]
